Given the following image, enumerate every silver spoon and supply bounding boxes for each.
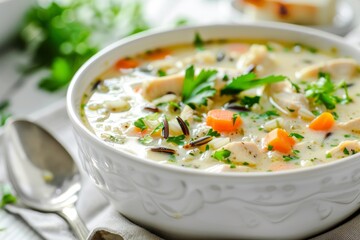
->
[3,119,89,240]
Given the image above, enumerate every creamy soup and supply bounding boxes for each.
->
[81,36,360,173]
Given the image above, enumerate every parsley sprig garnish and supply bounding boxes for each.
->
[182,65,218,109]
[221,73,287,95]
[305,72,353,109]
[212,149,231,161]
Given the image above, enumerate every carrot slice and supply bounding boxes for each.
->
[115,58,140,69]
[206,109,242,132]
[144,48,171,60]
[264,128,296,154]
[309,112,335,131]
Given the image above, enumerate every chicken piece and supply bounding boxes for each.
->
[326,140,360,159]
[220,141,266,166]
[142,74,184,100]
[338,118,360,134]
[295,58,359,81]
[236,44,275,76]
[180,105,194,124]
[267,81,315,120]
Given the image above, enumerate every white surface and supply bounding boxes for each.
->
[67,23,360,239]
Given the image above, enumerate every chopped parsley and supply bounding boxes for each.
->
[240,96,260,108]
[157,69,167,77]
[267,145,274,151]
[258,110,279,120]
[167,135,186,146]
[288,79,301,93]
[207,128,221,137]
[212,149,231,161]
[283,155,299,161]
[326,153,332,158]
[305,72,352,110]
[182,65,217,109]
[220,73,287,95]
[134,118,147,131]
[343,148,350,155]
[139,135,153,145]
[193,32,204,50]
[289,133,304,140]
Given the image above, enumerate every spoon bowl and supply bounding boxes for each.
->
[3,119,88,239]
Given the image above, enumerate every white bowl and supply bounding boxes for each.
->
[67,23,360,239]
[0,0,34,47]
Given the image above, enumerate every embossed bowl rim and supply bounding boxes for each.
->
[67,22,360,179]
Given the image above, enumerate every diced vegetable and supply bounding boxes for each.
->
[206,109,242,132]
[308,112,335,131]
[264,128,296,154]
[145,49,172,60]
[115,58,140,69]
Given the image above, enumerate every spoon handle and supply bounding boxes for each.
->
[59,205,89,240]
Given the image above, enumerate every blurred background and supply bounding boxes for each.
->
[0,0,359,127]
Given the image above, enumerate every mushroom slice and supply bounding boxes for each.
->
[220,141,266,166]
[326,140,360,159]
[338,118,360,134]
[236,44,275,76]
[142,74,184,100]
[295,58,359,81]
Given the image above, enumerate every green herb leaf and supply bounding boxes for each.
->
[288,79,301,93]
[1,193,16,208]
[207,128,221,137]
[212,149,231,161]
[182,65,218,109]
[267,145,273,150]
[289,133,304,140]
[194,32,204,50]
[240,96,260,108]
[221,73,286,95]
[283,155,299,161]
[258,110,279,120]
[305,72,352,109]
[0,101,11,127]
[17,0,150,92]
[343,148,350,155]
[167,135,186,145]
[139,135,153,145]
[232,113,239,125]
[134,118,147,131]
[157,69,167,77]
